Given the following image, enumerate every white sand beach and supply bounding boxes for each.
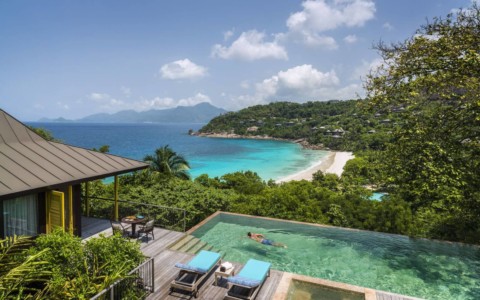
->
[276,151,354,183]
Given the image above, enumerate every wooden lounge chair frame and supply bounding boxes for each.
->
[225,262,270,300]
[169,253,221,298]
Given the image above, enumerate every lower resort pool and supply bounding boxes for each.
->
[191,213,480,300]
[287,279,365,300]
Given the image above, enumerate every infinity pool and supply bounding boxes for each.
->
[191,213,480,299]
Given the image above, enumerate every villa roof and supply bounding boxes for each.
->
[0,109,149,199]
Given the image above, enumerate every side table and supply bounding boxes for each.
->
[214,266,235,286]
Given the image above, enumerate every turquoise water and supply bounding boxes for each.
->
[191,214,480,300]
[288,280,364,300]
[28,122,328,180]
[370,192,386,201]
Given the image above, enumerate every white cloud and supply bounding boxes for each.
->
[88,92,127,112]
[256,64,340,100]
[89,93,110,100]
[133,93,210,111]
[212,30,288,61]
[160,59,208,80]
[227,64,363,109]
[352,58,384,80]
[383,22,393,31]
[224,29,234,41]
[285,0,375,48]
[87,91,212,114]
[344,34,358,44]
[177,93,211,107]
[134,97,175,111]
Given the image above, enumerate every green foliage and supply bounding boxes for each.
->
[9,229,146,299]
[365,3,480,242]
[28,126,60,142]
[33,228,85,279]
[144,145,191,180]
[219,171,266,195]
[0,236,50,299]
[84,233,144,277]
[199,100,400,152]
[92,145,110,153]
[326,204,349,227]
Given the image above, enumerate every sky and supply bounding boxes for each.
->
[0,0,474,121]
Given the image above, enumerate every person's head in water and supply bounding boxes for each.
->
[247,232,252,237]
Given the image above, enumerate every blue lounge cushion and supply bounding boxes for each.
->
[227,275,261,287]
[174,262,206,273]
[175,250,220,273]
[237,259,271,282]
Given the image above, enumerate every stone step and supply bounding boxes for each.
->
[187,240,207,254]
[169,235,194,251]
[202,244,213,252]
[179,237,201,252]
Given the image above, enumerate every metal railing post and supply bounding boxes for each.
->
[183,210,186,232]
[114,176,119,221]
[81,195,187,231]
[151,257,155,292]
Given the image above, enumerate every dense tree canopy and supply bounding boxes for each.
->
[144,145,191,180]
[365,4,480,241]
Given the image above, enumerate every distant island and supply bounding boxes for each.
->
[39,102,227,123]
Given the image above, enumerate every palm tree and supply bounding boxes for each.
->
[143,145,191,180]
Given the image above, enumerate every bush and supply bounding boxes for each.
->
[27,230,145,299]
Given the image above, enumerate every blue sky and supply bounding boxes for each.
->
[0,0,473,121]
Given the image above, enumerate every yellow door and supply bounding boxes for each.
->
[46,190,65,233]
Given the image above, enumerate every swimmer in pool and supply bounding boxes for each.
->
[247,232,287,248]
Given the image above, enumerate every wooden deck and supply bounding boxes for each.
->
[81,217,283,299]
[146,250,283,300]
[81,217,423,300]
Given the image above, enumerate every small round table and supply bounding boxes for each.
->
[121,217,146,237]
[215,265,235,286]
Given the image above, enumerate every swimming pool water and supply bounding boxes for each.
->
[287,280,364,300]
[369,192,386,201]
[191,213,480,300]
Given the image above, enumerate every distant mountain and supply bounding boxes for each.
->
[39,103,227,123]
[37,117,73,122]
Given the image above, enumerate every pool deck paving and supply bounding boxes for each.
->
[82,217,423,300]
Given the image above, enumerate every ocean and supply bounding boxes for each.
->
[28,122,328,181]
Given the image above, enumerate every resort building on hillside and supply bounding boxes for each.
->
[0,109,148,238]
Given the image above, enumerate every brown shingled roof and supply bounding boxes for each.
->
[0,109,149,199]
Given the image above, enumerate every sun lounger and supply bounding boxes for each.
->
[170,250,221,298]
[225,259,271,300]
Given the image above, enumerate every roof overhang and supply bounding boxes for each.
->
[0,109,149,200]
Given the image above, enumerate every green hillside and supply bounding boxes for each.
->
[199,100,402,151]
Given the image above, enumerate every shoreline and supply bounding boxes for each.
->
[276,151,354,183]
[193,132,325,150]
[194,131,354,183]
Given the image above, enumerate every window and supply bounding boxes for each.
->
[3,194,38,237]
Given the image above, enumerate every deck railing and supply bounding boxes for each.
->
[90,257,154,300]
[82,196,186,232]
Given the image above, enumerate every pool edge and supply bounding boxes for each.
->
[189,211,480,249]
[272,272,377,300]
